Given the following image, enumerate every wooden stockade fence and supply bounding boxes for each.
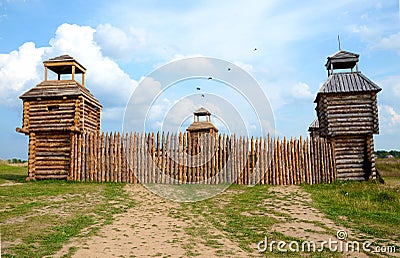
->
[69,132,336,185]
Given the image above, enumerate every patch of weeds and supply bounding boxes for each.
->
[1,164,135,257]
[302,180,400,240]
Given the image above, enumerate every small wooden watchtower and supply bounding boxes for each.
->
[186,107,218,153]
[313,49,381,180]
[17,55,102,180]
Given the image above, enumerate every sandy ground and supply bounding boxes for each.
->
[56,184,251,258]
[55,185,398,258]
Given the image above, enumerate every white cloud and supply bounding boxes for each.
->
[94,23,146,61]
[101,107,126,122]
[0,23,138,117]
[289,82,314,100]
[46,23,137,106]
[379,105,400,133]
[374,32,400,55]
[0,42,44,107]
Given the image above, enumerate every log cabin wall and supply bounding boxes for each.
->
[312,49,381,181]
[17,55,102,180]
[34,132,71,180]
[316,92,379,137]
[26,98,76,131]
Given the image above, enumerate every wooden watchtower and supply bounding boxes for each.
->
[186,107,218,153]
[17,55,102,180]
[313,50,381,180]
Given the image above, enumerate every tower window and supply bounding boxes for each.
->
[47,105,60,111]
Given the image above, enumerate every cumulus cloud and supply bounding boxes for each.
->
[94,23,146,61]
[289,82,314,100]
[374,32,400,55]
[0,42,44,107]
[0,23,138,119]
[46,23,137,106]
[379,105,400,133]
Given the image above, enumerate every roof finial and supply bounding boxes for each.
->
[338,35,341,51]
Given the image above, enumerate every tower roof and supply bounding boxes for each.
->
[186,121,218,132]
[325,50,359,70]
[19,80,101,108]
[193,107,211,116]
[43,55,86,75]
[314,72,381,102]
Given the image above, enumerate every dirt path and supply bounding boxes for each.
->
[56,185,396,257]
[60,185,250,258]
[262,185,371,257]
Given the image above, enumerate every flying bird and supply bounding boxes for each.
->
[196,87,201,90]
[201,94,205,98]
[228,68,231,71]
[253,48,257,51]
[208,77,212,80]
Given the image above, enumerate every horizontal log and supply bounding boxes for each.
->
[336,163,364,169]
[326,94,374,101]
[16,127,29,134]
[29,110,75,117]
[36,158,70,163]
[35,151,70,157]
[36,165,69,170]
[36,147,71,152]
[328,117,374,123]
[326,103,374,110]
[335,159,364,165]
[35,175,68,180]
[36,161,69,166]
[330,130,372,136]
[334,145,365,150]
[336,176,366,181]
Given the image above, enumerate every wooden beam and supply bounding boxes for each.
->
[16,127,29,134]
[72,66,75,81]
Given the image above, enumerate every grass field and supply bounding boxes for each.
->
[0,158,399,257]
[0,165,135,257]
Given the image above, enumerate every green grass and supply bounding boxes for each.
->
[0,164,27,184]
[178,185,306,257]
[302,180,400,241]
[1,160,399,257]
[376,158,400,177]
[0,164,135,258]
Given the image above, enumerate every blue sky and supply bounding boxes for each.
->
[0,0,399,159]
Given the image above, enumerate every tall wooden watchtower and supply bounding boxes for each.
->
[186,107,218,153]
[314,50,381,180]
[17,55,102,180]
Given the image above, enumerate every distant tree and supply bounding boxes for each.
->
[8,158,26,164]
[388,150,400,158]
[375,150,390,158]
[375,150,400,158]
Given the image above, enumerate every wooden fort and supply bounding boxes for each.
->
[16,55,102,180]
[186,107,218,153]
[311,49,381,180]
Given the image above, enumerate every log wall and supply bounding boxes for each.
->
[68,132,336,185]
[317,93,378,137]
[33,132,71,180]
[26,99,76,131]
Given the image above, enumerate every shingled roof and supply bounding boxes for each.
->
[315,72,381,102]
[19,80,101,107]
[325,50,359,70]
[43,55,86,74]
[186,121,218,132]
[193,107,211,116]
